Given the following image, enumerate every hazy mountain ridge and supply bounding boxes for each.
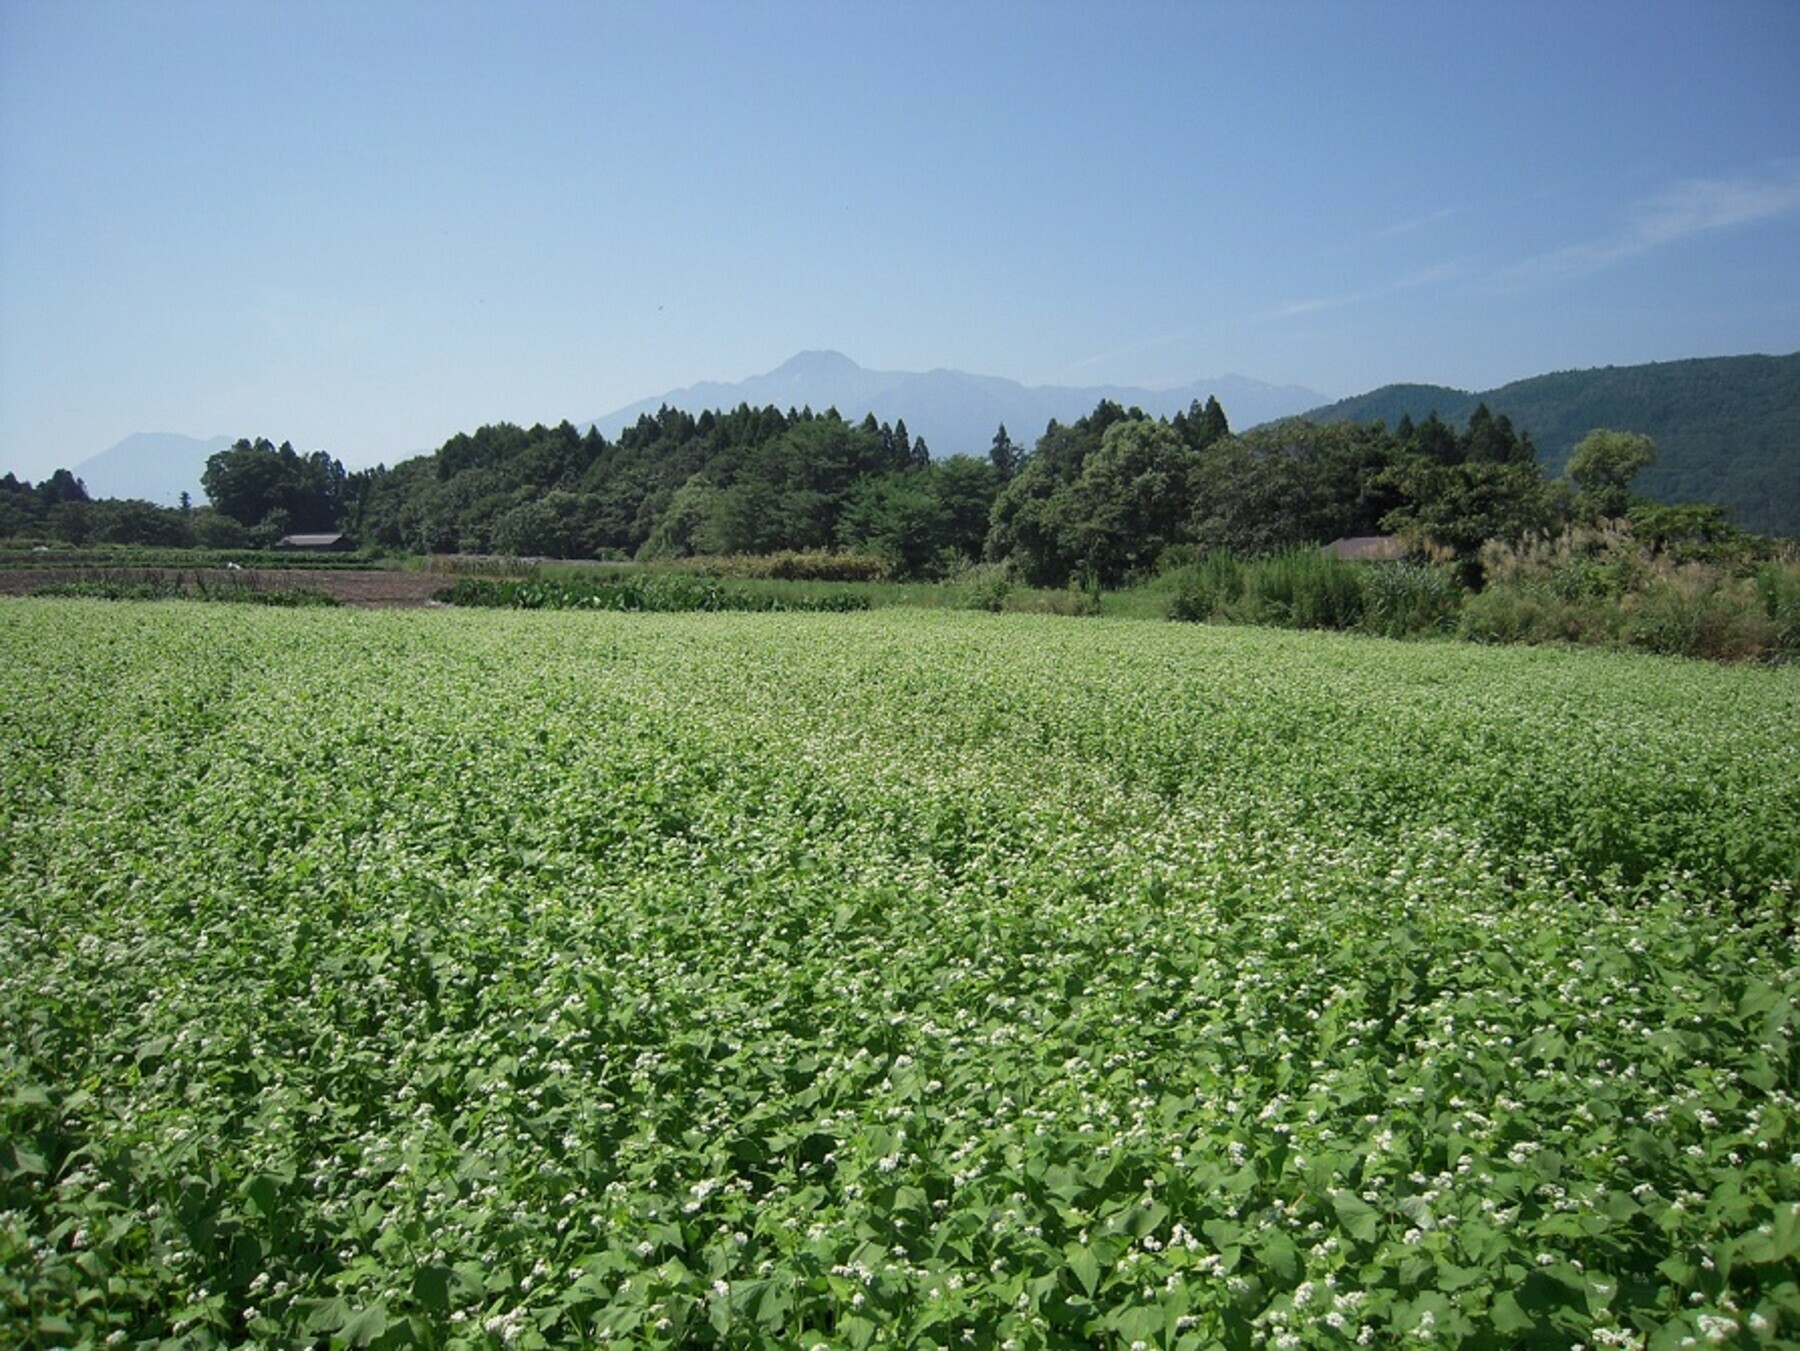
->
[1303,354,1800,536]
[589,351,1330,454]
[70,433,233,507]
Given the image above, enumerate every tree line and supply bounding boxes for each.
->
[0,438,348,549]
[351,397,1726,583]
[3,399,1742,581]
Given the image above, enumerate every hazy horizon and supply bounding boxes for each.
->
[4,1,1797,482]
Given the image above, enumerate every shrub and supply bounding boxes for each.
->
[947,564,1014,613]
[1623,572,1778,663]
[1472,529,1798,662]
[1036,585,1105,617]
[1459,587,1567,646]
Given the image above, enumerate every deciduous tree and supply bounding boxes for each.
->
[1566,429,1655,520]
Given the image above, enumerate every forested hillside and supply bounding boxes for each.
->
[1303,354,1800,536]
[339,396,1649,587]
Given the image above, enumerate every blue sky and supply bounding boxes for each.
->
[3,0,1797,479]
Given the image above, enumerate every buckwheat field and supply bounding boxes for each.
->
[3,601,1795,1348]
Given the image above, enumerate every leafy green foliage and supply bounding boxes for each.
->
[1567,429,1657,520]
[352,409,947,564]
[834,471,952,578]
[3,603,1796,1347]
[985,402,1161,586]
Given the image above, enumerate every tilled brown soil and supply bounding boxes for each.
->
[0,568,448,608]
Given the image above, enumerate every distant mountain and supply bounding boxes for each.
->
[1303,354,1800,537]
[590,351,1329,456]
[71,432,233,507]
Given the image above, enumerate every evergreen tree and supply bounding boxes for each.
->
[989,424,1021,484]
[1410,412,1461,466]
[1174,396,1231,451]
[1458,404,1532,465]
[37,468,89,507]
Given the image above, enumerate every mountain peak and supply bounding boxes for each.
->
[775,350,862,376]
[71,432,233,506]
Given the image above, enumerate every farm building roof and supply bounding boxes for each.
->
[1321,535,1407,562]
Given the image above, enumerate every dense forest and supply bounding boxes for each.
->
[1303,353,1800,537]
[4,394,1756,592]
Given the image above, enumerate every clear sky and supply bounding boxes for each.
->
[3,0,1797,479]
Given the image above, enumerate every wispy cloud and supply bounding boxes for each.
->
[1508,161,1800,279]
[1270,296,1347,319]
[1045,329,1211,386]
[1267,262,1463,321]
[1375,207,1462,241]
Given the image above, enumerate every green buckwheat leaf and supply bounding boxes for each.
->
[1331,1188,1380,1243]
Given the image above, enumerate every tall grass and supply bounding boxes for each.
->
[1162,533,1798,663]
[1464,529,1800,662]
[655,549,893,583]
[422,554,542,578]
[1168,548,1453,636]
[1165,549,1244,623]
[1243,548,1364,629]
[1359,562,1463,638]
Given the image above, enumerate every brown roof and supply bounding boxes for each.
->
[1322,535,1407,562]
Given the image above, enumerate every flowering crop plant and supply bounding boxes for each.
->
[2,600,1796,1348]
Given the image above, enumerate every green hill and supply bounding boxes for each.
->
[1303,354,1800,537]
